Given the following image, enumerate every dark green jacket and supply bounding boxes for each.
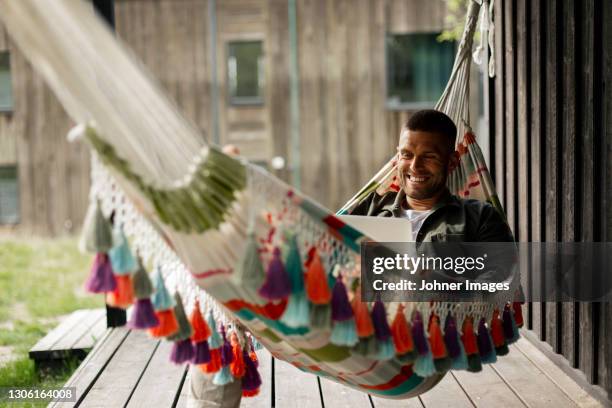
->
[349,189,514,243]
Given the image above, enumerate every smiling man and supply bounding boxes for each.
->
[351,109,513,243]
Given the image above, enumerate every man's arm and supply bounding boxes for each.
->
[477,204,515,242]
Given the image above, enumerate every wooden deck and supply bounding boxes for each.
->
[55,327,605,407]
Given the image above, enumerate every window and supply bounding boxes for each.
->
[0,166,19,224]
[386,33,455,108]
[0,51,13,112]
[227,41,264,105]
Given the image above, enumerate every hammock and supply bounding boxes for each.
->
[0,0,520,400]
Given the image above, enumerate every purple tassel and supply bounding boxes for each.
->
[443,314,462,359]
[170,338,195,364]
[192,340,211,364]
[258,247,292,300]
[477,318,493,357]
[85,253,117,293]
[371,300,391,341]
[128,298,160,329]
[331,277,353,321]
[241,350,262,392]
[220,326,234,366]
[411,311,429,355]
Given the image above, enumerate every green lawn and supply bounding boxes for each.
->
[0,236,102,403]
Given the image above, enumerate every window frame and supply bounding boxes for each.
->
[0,164,20,225]
[225,39,265,107]
[0,50,14,113]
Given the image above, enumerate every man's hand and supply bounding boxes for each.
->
[222,144,240,157]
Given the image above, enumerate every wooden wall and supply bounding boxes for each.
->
[492,0,612,399]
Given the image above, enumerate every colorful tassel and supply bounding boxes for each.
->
[258,247,292,301]
[353,335,378,357]
[309,304,331,330]
[190,300,211,343]
[490,310,509,356]
[477,318,497,364]
[230,332,246,378]
[232,233,267,304]
[502,304,520,344]
[461,316,482,372]
[444,314,468,370]
[213,365,234,386]
[280,291,310,328]
[411,310,436,377]
[151,267,175,311]
[241,349,262,397]
[352,289,374,338]
[428,313,451,373]
[82,199,113,253]
[148,309,179,338]
[330,319,359,347]
[390,305,416,363]
[331,276,353,321]
[167,293,193,341]
[192,340,211,364]
[132,258,154,299]
[85,253,117,293]
[512,302,524,328]
[106,274,133,308]
[280,234,310,328]
[201,347,222,373]
[170,338,194,364]
[200,313,223,373]
[108,225,137,275]
[371,301,394,360]
[305,247,332,304]
[128,298,159,329]
[213,326,235,385]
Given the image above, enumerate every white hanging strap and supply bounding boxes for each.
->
[488,0,496,78]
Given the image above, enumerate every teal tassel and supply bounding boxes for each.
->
[151,267,175,311]
[354,336,378,357]
[375,338,396,361]
[330,319,358,347]
[481,329,498,364]
[284,233,304,294]
[206,313,222,349]
[108,225,137,275]
[212,365,234,386]
[413,348,436,377]
[232,233,267,304]
[451,336,469,371]
[309,304,331,330]
[167,293,192,341]
[280,291,310,328]
[82,199,113,253]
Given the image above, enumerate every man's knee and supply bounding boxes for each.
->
[187,364,242,408]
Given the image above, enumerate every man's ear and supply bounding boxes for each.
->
[447,151,460,173]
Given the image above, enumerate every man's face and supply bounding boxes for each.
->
[397,129,456,200]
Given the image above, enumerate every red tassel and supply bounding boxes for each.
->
[351,288,374,337]
[490,310,506,348]
[461,316,479,355]
[148,309,179,338]
[428,313,447,359]
[512,302,524,328]
[391,304,413,354]
[230,332,246,378]
[190,301,211,343]
[305,247,331,304]
[200,348,222,373]
[106,275,134,308]
[242,388,260,397]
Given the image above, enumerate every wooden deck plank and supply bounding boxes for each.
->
[319,376,371,407]
[29,309,89,355]
[451,365,526,407]
[174,367,191,408]
[72,312,108,351]
[126,340,188,408]
[371,395,423,407]
[56,308,106,351]
[52,328,130,408]
[490,341,577,407]
[240,349,273,407]
[275,357,321,407]
[78,330,160,407]
[418,373,474,408]
[513,338,603,407]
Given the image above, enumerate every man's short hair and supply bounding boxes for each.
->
[404,109,457,152]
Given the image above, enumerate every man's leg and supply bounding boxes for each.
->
[187,365,242,408]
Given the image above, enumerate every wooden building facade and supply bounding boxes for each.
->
[491,0,612,401]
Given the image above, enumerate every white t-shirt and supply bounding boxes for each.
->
[401,208,432,241]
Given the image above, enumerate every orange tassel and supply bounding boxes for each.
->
[305,248,331,304]
[106,275,134,308]
[148,309,179,338]
[351,288,374,337]
[490,310,506,347]
[190,301,211,343]
[242,388,260,397]
[461,316,478,355]
[200,348,222,373]
[230,332,246,378]
[249,350,258,366]
[391,304,413,354]
[428,313,447,359]
[512,302,524,327]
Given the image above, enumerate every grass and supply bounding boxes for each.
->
[0,236,102,403]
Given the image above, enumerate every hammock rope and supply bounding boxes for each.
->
[0,0,520,400]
